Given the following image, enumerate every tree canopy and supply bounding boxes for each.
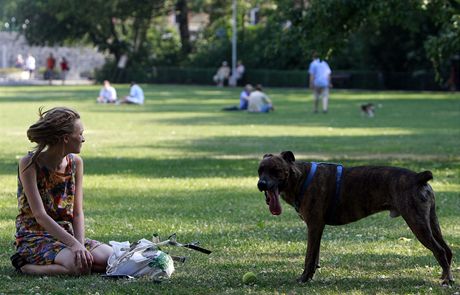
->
[6,0,168,62]
[1,0,458,82]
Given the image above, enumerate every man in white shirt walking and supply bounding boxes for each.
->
[308,52,332,113]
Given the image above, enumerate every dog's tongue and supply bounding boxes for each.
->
[268,190,282,215]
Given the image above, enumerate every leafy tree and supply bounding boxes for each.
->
[10,0,168,66]
[280,0,457,74]
[0,0,21,31]
[188,0,285,68]
[424,0,460,80]
[175,0,192,55]
[4,0,458,84]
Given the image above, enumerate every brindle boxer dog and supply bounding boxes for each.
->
[257,151,453,286]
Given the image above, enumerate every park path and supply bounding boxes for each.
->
[0,78,94,86]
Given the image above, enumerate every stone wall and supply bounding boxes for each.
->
[0,32,106,80]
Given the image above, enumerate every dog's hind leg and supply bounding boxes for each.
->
[402,207,453,285]
[424,187,453,267]
[428,204,454,282]
[298,224,325,283]
[421,184,453,283]
[430,211,453,265]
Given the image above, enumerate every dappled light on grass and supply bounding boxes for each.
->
[0,85,459,294]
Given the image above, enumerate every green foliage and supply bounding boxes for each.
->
[10,0,169,80]
[0,0,19,30]
[424,0,460,81]
[0,84,459,294]
[188,1,310,70]
[187,17,232,68]
[188,0,457,74]
[3,0,460,81]
[280,0,439,71]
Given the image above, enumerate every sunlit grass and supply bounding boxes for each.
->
[0,84,459,294]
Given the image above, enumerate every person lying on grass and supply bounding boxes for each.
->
[11,107,112,275]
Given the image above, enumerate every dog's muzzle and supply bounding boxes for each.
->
[257,179,268,191]
[257,178,282,215]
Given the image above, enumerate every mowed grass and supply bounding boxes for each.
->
[0,84,459,294]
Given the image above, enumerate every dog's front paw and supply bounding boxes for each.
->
[297,273,313,284]
[440,272,454,287]
[441,278,454,287]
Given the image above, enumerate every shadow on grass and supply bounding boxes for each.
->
[163,134,458,158]
[4,91,457,129]
[0,85,236,104]
[79,184,460,228]
[143,98,460,128]
[0,155,258,177]
[1,154,458,179]
[2,188,457,293]
[0,259,451,294]
[104,133,458,162]
[80,97,460,131]
[173,251,451,292]
[212,251,445,280]
[83,157,259,178]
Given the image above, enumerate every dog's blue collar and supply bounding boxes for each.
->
[294,162,344,224]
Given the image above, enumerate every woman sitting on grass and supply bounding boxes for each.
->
[11,107,112,275]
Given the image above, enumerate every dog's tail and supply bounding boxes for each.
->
[415,171,434,202]
[416,171,433,184]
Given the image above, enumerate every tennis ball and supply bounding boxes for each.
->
[242,271,257,285]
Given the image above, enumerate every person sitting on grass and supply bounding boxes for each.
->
[222,84,253,111]
[96,80,118,104]
[247,84,274,113]
[119,82,144,105]
[10,107,113,275]
[213,61,230,87]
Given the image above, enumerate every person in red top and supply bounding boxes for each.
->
[60,57,70,85]
[46,54,56,85]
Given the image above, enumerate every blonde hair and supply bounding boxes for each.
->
[24,106,80,170]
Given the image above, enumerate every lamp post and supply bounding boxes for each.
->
[229,0,237,86]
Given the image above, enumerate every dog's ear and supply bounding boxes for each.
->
[280,151,295,163]
[263,153,273,159]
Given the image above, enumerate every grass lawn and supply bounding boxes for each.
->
[0,84,459,294]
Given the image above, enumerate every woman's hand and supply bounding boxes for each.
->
[71,243,94,274]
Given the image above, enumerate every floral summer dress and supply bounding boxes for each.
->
[12,153,101,265]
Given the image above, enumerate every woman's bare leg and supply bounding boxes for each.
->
[20,244,112,275]
[21,263,72,275]
[21,248,77,275]
[90,244,113,273]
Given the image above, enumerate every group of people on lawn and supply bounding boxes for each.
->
[222,84,274,113]
[96,80,144,105]
[218,50,332,114]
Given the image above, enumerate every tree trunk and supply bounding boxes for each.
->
[176,0,191,55]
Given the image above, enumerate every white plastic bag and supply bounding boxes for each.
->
[106,238,174,280]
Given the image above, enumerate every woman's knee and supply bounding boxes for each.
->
[92,244,112,265]
[55,260,84,275]
[54,248,85,275]
[90,244,112,273]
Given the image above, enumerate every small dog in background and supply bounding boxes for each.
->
[361,103,375,117]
